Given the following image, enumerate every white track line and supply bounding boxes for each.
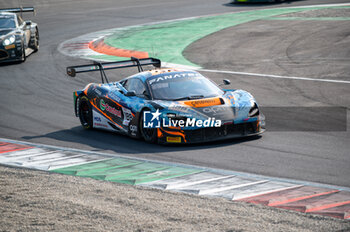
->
[200,69,350,84]
[291,3,350,8]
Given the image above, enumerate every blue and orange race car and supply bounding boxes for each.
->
[67,58,265,144]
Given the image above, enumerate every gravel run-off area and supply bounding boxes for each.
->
[1,165,349,232]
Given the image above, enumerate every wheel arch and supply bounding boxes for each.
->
[130,106,151,138]
[138,106,159,143]
[138,106,152,123]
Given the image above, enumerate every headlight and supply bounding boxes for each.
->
[3,35,16,46]
[249,102,259,117]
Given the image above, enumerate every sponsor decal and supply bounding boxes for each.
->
[5,44,15,50]
[225,94,236,105]
[182,97,222,108]
[143,109,221,128]
[166,137,182,143]
[202,106,228,115]
[94,88,102,95]
[108,92,121,102]
[94,117,101,122]
[100,99,106,110]
[122,107,133,126]
[148,72,200,85]
[76,97,80,115]
[168,104,190,113]
[100,99,121,117]
[94,122,108,128]
[129,125,138,135]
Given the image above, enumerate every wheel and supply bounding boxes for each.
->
[32,29,39,52]
[21,44,26,62]
[139,110,158,143]
[78,95,93,129]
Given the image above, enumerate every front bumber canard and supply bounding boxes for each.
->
[154,96,264,144]
[157,120,263,144]
[0,43,24,63]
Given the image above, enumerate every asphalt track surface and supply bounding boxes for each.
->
[0,0,349,188]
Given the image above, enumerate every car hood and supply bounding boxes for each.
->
[0,29,16,40]
[154,89,257,123]
[0,29,13,36]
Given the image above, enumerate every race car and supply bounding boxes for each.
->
[0,7,39,63]
[67,58,265,144]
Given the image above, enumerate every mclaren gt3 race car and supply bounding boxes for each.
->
[0,7,39,63]
[67,58,265,144]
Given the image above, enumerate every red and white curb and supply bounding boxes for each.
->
[1,138,349,219]
[58,27,199,70]
[0,141,107,171]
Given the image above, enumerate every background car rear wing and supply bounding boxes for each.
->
[67,57,161,83]
[0,7,35,15]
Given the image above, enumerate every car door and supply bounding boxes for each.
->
[122,78,151,133]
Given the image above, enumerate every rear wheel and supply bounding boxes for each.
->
[139,110,157,143]
[78,96,93,129]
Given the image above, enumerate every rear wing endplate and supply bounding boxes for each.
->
[67,57,161,78]
[0,7,35,15]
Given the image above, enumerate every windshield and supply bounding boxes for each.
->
[0,16,16,29]
[148,71,223,100]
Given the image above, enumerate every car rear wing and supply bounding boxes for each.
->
[67,57,161,83]
[0,7,35,15]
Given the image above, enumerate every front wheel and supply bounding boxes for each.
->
[78,95,93,129]
[21,44,26,62]
[139,111,157,143]
[32,29,39,52]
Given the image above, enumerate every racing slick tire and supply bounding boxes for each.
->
[30,29,39,52]
[78,95,93,129]
[139,110,158,143]
[21,44,26,63]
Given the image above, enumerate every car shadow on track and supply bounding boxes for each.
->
[22,126,262,155]
[0,61,23,66]
[223,0,305,8]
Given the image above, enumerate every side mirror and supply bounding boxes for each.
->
[25,21,32,26]
[125,91,136,97]
[223,79,231,85]
[142,91,151,100]
[219,79,231,86]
